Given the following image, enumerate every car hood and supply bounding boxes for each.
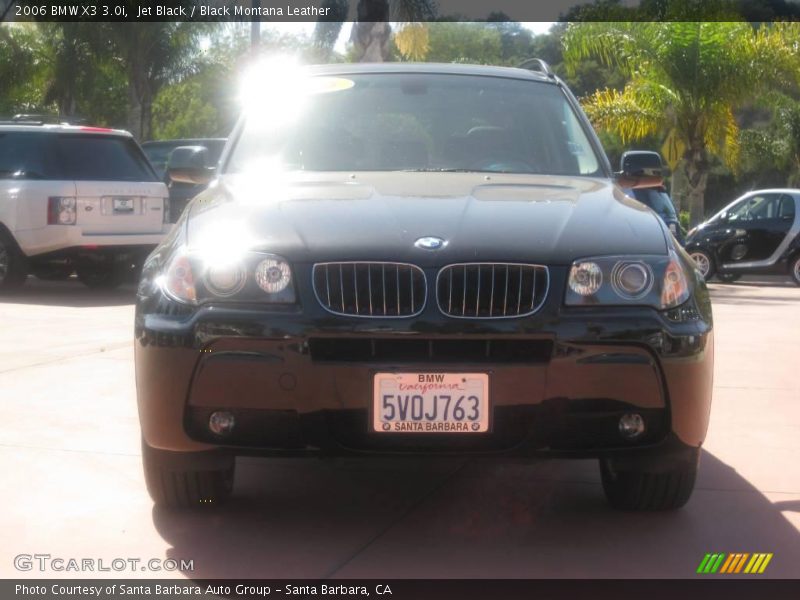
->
[185,172,667,266]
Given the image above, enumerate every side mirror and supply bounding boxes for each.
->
[616,150,665,189]
[167,146,215,185]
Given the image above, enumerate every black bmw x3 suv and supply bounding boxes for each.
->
[135,62,714,511]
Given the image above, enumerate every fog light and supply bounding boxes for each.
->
[619,413,645,439]
[208,411,235,436]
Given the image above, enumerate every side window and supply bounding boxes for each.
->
[728,194,781,221]
[0,132,58,180]
[778,194,796,220]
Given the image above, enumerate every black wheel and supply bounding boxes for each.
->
[0,234,28,290]
[716,272,741,283]
[791,254,800,286]
[599,449,699,511]
[142,439,235,509]
[76,265,124,289]
[689,250,715,281]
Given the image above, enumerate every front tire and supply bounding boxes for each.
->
[0,234,28,290]
[142,439,235,509]
[599,449,699,511]
[791,254,800,286]
[689,250,715,281]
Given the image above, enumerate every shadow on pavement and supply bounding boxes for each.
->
[151,450,800,579]
[0,277,136,307]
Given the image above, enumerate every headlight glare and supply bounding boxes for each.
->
[205,262,246,297]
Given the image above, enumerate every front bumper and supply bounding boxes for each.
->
[135,273,714,458]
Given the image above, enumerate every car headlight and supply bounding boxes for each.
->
[566,250,690,310]
[159,249,296,305]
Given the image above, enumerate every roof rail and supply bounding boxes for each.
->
[2,114,85,125]
[517,58,556,79]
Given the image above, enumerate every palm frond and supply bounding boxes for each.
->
[394,22,429,60]
[581,86,666,142]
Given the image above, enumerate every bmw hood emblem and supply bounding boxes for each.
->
[414,236,447,250]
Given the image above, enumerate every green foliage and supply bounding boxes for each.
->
[0,24,50,115]
[423,22,504,64]
[151,78,218,139]
[679,210,691,231]
[739,98,800,186]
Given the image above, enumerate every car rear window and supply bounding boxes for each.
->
[227,73,602,176]
[55,134,157,181]
[0,131,158,182]
[0,132,60,179]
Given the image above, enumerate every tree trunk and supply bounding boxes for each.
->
[126,61,152,140]
[684,146,709,228]
[352,0,391,62]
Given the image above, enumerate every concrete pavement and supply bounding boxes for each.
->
[1,276,798,579]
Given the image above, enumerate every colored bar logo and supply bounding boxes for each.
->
[696,553,773,574]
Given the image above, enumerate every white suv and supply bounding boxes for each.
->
[0,123,170,289]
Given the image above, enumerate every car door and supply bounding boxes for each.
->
[718,193,784,265]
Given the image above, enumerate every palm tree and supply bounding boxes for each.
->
[563,22,800,226]
[314,0,436,62]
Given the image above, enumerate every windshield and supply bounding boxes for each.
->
[226,73,602,176]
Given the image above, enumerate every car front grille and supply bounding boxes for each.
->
[308,337,553,363]
[437,263,549,318]
[312,262,426,317]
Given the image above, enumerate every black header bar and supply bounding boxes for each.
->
[4,0,800,23]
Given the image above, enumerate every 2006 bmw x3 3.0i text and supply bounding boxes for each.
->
[135,62,713,511]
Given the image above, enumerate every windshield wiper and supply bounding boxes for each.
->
[400,168,490,173]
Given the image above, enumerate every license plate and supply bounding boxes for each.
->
[373,372,489,433]
[112,198,134,212]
